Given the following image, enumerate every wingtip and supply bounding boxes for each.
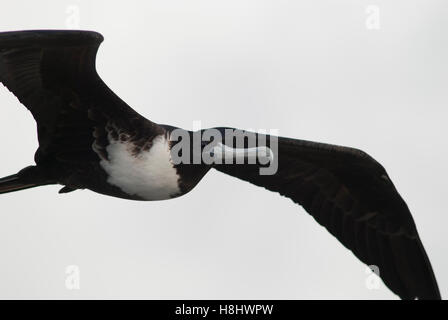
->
[0,30,104,49]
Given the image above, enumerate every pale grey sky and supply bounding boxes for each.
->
[0,0,446,299]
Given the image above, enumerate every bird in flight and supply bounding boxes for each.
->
[0,30,440,299]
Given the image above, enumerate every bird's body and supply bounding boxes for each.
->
[0,30,441,299]
[98,133,181,200]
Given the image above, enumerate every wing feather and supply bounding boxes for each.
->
[213,128,440,299]
[0,30,161,164]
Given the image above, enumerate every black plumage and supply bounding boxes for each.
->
[0,30,441,299]
[212,129,440,299]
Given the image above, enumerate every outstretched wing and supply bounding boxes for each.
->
[0,30,160,168]
[213,128,440,300]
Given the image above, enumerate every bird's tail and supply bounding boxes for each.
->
[0,173,39,194]
[0,166,50,195]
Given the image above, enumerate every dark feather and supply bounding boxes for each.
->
[213,128,440,300]
[0,30,162,195]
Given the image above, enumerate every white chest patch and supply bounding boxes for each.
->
[99,134,181,200]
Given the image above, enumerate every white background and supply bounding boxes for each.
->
[0,0,446,299]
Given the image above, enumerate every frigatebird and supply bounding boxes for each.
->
[0,30,441,299]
